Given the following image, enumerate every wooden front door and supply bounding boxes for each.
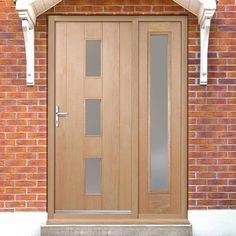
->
[48,16,187,224]
[53,21,134,216]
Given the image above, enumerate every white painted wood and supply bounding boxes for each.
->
[16,1,36,86]
[174,0,216,85]
[16,0,61,17]
[22,19,35,86]
[15,0,61,86]
[198,0,216,85]
[15,0,216,86]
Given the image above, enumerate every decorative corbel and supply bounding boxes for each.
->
[199,1,216,85]
[22,19,35,86]
[16,1,36,86]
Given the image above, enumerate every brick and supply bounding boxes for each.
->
[6,188,26,194]
[5,201,25,208]
[27,188,46,194]
[16,181,36,187]
[0,195,14,200]
[16,194,36,201]
[197,200,218,206]
[208,179,227,185]
[219,186,236,192]
[208,193,228,199]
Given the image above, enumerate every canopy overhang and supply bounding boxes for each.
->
[15,0,216,86]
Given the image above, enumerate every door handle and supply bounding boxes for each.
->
[55,105,68,128]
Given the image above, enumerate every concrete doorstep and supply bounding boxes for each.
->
[41,225,192,236]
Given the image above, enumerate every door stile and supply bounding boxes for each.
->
[102,22,120,209]
[131,19,139,219]
[48,16,56,220]
[180,18,188,219]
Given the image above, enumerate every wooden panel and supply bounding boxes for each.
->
[119,22,132,210]
[131,19,139,218]
[55,21,134,213]
[102,23,120,209]
[55,22,86,210]
[85,195,102,210]
[55,22,68,210]
[48,16,56,219]
[84,79,102,98]
[65,22,85,210]
[149,194,170,213]
[169,23,182,213]
[139,22,183,215]
[85,23,102,39]
[84,137,102,157]
[139,22,149,213]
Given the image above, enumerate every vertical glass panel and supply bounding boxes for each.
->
[86,40,101,77]
[85,158,101,194]
[150,35,169,192]
[85,99,101,136]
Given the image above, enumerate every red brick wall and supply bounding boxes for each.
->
[0,0,235,212]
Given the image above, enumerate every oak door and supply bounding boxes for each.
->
[48,16,187,223]
[54,22,134,215]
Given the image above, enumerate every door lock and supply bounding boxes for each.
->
[55,105,68,128]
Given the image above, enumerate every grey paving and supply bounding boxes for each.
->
[41,225,192,236]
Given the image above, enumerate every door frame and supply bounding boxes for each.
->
[48,15,188,224]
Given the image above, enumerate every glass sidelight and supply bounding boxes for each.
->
[150,35,169,193]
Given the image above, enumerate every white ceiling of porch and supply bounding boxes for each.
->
[16,0,216,18]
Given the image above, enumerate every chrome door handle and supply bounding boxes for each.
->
[56,105,68,128]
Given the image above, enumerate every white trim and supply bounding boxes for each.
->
[21,19,35,86]
[15,0,216,86]
[16,1,36,86]
[198,1,216,85]
[174,0,216,85]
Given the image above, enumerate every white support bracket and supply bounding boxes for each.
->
[199,1,216,85]
[16,1,36,86]
[22,19,35,86]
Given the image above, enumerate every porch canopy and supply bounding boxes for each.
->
[15,0,216,86]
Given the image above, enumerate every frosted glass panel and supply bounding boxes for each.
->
[85,158,101,194]
[86,40,101,77]
[150,35,169,193]
[85,99,101,136]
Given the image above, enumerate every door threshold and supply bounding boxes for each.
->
[41,224,192,236]
[46,218,190,225]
